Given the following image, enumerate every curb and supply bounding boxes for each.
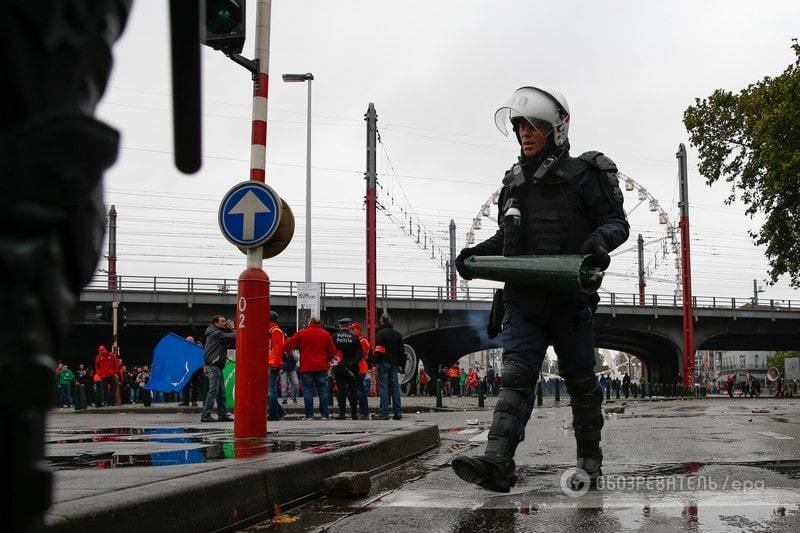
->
[44,423,440,532]
[55,404,492,416]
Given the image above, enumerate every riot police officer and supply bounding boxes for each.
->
[451,86,629,492]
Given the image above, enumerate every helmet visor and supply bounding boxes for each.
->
[494,87,561,137]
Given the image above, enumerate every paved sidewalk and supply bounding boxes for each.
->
[44,412,439,532]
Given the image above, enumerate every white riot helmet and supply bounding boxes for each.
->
[494,86,570,147]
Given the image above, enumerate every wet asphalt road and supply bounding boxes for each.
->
[242,398,800,532]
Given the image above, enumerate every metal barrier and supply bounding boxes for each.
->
[83,275,799,311]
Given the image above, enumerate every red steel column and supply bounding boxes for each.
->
[235,0,272,441]
[234,268,270,439]
[677,143,695,388]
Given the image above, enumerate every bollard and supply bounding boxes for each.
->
[478,383,485,408]
[554,381,560,402]
[142,388,152,407]
[536,381,543,407]
[74,384,86,411]
[436,380,443,408]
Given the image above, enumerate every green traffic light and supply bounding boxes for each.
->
[206,0,242,34]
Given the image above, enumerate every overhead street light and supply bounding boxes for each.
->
[282,72,314,282]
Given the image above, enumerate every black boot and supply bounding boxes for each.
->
[452,390,526,493]
[577,448,603,483]
[565,369,605,489]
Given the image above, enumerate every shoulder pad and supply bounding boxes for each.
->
[502,163,525,189]
[579,151,618,172]
[551,156,588,180]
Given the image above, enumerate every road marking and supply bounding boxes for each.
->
[457,428,480,435]
[468,430,490,442]
[757,431,794,440]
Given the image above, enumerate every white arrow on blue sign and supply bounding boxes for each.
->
[218,181,282,248]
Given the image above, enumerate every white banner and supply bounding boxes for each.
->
[296,282,321,331]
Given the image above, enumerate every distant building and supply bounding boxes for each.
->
[697,350,772,384]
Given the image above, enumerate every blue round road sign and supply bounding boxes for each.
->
[218,181,282,248]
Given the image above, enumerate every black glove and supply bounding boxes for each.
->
[455,247,475,280]
[580,234,611,271]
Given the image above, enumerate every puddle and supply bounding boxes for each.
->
[46,427,222,445]
[617,413,704,419]
[45,426,373,470]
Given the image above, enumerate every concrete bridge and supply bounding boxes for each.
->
[68,275,800,382]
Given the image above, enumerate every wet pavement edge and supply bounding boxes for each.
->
[43,423,440,532]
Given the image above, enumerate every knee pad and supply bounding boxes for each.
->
[563,368,599,397]
[500,362,536,393]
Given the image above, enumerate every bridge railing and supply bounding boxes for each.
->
[84,275,798,312]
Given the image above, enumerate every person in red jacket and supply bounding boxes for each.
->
[284,316,337,420]
[94,345,120,406]
[349,322,372,420]
[268,311,286,421]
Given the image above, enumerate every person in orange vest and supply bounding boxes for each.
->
[349,322,372,420]
[448,363,461,397]
[268,311,286,421]
[418,367,430,396]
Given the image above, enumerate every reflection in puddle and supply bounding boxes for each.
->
[45,427,372,470]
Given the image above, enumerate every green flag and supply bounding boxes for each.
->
[223,359,236,409]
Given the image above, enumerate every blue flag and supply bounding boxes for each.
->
[146,333,204,393]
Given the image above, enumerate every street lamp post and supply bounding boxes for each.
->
[282,72,314,282]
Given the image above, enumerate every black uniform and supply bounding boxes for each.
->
[332,329,362,419]
[453,147,629,492]
[1,3,132,529]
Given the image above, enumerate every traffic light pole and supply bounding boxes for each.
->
[234,0,272,444]
[112,301,119,354]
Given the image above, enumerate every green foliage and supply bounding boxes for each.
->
[684,40,800,286]
[768,351,800,371]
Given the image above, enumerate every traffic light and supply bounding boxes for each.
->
[95,303,112,321]
[120,305,128,329]
[201,0,246,54]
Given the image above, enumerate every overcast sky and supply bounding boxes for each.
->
[97,0,800,302]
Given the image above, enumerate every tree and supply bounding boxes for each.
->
[768,351,800,372]
[683,40,800,286]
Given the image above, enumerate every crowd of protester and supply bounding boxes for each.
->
[62,313,800,421]
[53,346,162,408]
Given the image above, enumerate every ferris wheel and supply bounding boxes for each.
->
[462,173,682,293]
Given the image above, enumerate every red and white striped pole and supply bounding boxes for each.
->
[234,0,271,444]
[250,1,270,183]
